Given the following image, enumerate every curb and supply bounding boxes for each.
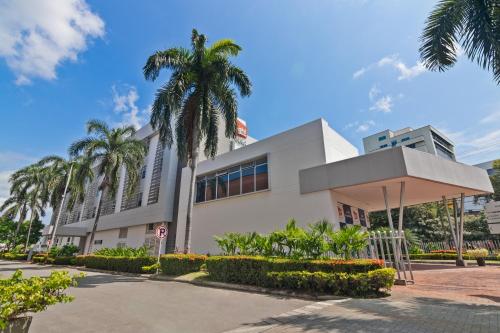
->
[411,260,500,266]
[149,274,348,301]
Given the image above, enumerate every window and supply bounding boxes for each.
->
[146,223,155,234]
[407,143,416,148]
[216,173,228,199]
[241,163,255,194]
[195,156,269,203]
[141,166,147,179]
[378,135,386,141]
[228,167,241,197]
[391,140,397,147]
[401,137,410,142]
[67,237,71,243]
[205,176,216,201]
[380,144,388,148]
[137,192,143,207]
[94,240,103,245]
[119,227,128,239]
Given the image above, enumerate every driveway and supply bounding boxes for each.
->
[0,260,310,333]
[2,260,499,333]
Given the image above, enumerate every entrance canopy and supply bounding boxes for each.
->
[299,147,493,212]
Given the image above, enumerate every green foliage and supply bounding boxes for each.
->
[93,246,149,257]
[50,244,79,257]
[141,263,160,274]
[79,255,156,274]
[327,226,368,260]
[466,248,489,259]
[420,0,500,84]
[0,217,43,251]
[46,256,77,265]
[205,256,384,286]
[0,253,28,261]
[464,213,491,241]
[266,268,396,297]
[0,270,82,329]
[32,254,48,264]
[159,254,207,276]
[214,219,367,259]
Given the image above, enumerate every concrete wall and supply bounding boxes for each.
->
[175,119,360,254]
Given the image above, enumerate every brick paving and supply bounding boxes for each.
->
[392,264,500,306]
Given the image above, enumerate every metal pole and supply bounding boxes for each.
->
[156,236,163,274]
[457,193,466,266]
[382,186,401,280]
[49,162,73,251]
[442,196,458,249]
[397,182,405,270]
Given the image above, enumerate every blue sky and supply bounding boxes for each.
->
[0,0,499,208]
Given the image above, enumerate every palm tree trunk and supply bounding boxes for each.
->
[25,211,34,251]
[184,128,200,254]
[12,205,27,248]
[86,188,104,254]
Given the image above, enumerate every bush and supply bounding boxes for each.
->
[32,254,48,264]
[0,270,82,329]
[46,256,76,265]
[1,253,28,261]
[49,244,79,258]
[466,248,489,259]
[93,246,149,257]
[75,255,86,266]
[159,254,207,276]
[206,256,384,286]
[266,268,395,297]
[80,255,156,274]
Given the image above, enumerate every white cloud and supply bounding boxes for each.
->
[368,85,380,100]
[0,170,13,207]
[480,110,500,124]
[0,0,104,85]
[345,120,376,133]
[111,85,149,129]
[0,151,37,207]
[353,54,427,81]
[370,95,393,113]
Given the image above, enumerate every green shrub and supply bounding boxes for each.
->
[75,255,86,266]
[49,244,79,258]
[0,270,82,329]
[81,255,156,273]
[1,253,28,261]
[46,256,76,265]
[32,254,48,264]
[93,246,149,257]
[466,248,489,258]
[159,254,207,276]
[206,256,384,285]
[411,253,499,261]
[266,268,395,297]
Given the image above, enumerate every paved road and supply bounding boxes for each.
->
[0,260,310,333]
[3,260,499,333]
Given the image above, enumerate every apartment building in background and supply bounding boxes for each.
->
[464,159,499,214]
[362,125,456,160]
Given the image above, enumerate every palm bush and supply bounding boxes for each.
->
[93,246,149,257]
[213,219,369,260]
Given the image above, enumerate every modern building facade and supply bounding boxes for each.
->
[464,159,499,214]
[363,125,456,160]
[43,119,492,255]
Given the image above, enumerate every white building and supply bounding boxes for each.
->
[363,125,456,161]
[464,159,498,213]
[44,119,492,255]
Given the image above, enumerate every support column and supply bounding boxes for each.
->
[398,182,405,234]
[442,196,458,249]
[456,193,466,266]
[382,186,401,281]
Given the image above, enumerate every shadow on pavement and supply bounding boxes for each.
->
[76,273,148,288]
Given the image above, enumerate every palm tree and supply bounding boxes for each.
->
[69,120,146,254]
[420,0,500,84]
[143,29,252,253]
[24,189,46,250]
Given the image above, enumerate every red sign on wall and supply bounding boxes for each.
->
[236,118,248,139]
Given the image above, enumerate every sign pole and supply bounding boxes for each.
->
[154,224,167,274]
[156,236,163,274]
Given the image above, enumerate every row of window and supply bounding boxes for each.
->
[379,137,411,149]
[195,156,269,203]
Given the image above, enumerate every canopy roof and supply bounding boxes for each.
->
[299,147,493,212]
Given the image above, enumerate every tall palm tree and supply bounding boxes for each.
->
[420,0,500,84]
[143,29,252,253]
[69,120,146,254]
[25,189,46,250]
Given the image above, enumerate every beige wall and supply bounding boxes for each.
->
[175,119,361,254]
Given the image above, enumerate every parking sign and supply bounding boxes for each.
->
[155,225,167,239]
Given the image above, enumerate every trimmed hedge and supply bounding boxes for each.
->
[32,254,48,264]
[46,256,76,265]
[410,253,499,261]
[80,255,156,274]
[1,253,28,261]
[206,256,384,285]
[266,268,396,297]
[159,254,207,276]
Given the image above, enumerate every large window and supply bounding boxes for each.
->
[195,156,269,203]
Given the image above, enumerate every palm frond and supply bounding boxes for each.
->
[143,48,190,81]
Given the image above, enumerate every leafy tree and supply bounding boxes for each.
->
[144,29,252,253]
[464,213,491,240]
[420,0,500,84]
[0,217,43,251]
[0,190,29,246]
[69,120,146,254]
[327,226,368,260]
[490,159,500,201]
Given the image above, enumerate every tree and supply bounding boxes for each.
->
[0,190,29,247]
[490,159,500,200]
[420,0,500,84]
[69,120,146,254]
[0,217,43,250]
[143,29,252,253]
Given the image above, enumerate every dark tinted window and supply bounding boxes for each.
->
[255,163,268,191]
[217,173,228,199]
[228,170,241,196]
